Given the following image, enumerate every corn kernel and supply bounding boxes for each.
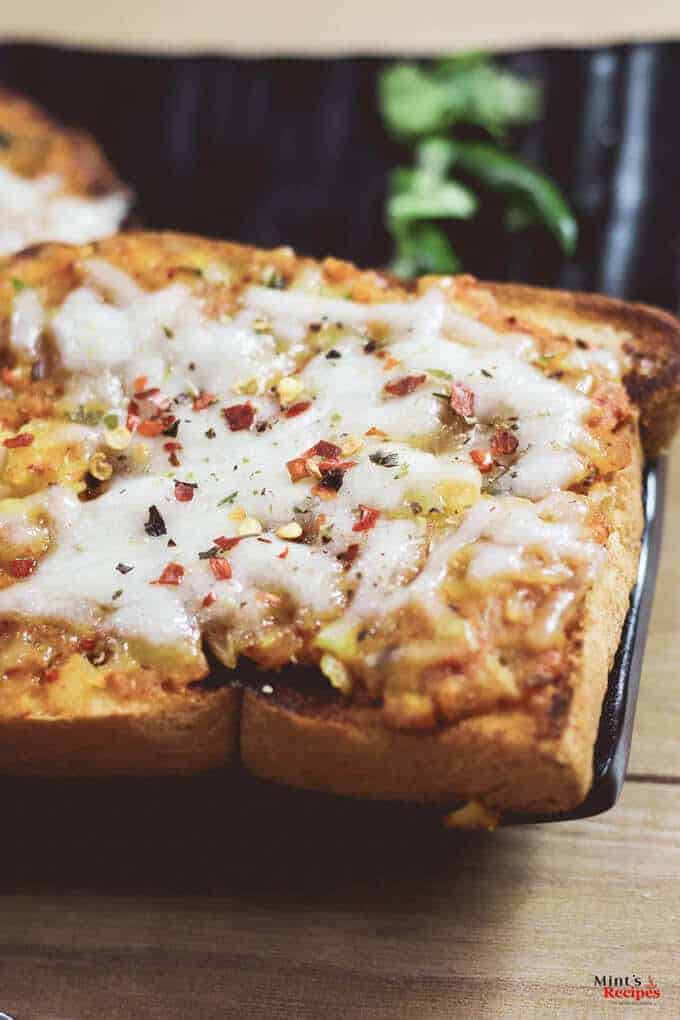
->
[88,452,113,481]
[104,427,132,451]
[238,517,263,537]
[340,435,363,456]
[234,377,261,396]
[320,653,353,696]
[276,522,303,540]
[276,376,304,406]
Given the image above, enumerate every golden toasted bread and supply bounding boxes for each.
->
[0,232,677,812]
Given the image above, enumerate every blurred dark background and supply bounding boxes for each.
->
[1,41,680,307]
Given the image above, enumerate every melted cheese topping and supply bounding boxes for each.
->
[0,167,128,256]
[0,261,607,661]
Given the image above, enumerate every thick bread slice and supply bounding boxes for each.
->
[0,685,239,777]
[0,234,677,811]
[241,285,657,815]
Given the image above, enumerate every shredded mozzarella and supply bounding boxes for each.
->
[0,261,610,651]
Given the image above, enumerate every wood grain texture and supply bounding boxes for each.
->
[0,453,676,1019]
[0,779,678,1019]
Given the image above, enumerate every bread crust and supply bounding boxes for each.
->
[0,685,240,777]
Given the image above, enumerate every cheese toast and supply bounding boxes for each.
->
[0,231,677,813]
[0,89,130,256]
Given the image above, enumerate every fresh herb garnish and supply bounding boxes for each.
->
[369,450,400,468]
[116,563,134,574]
[261,265,286,289]
[378,52,577,275]
[111,589,123,600]
[325,349,342,359]
[163,419,180,438]
[198,546,221,560]
[144,505,167,537]
[10,277,25,293]
[217,491,239,506]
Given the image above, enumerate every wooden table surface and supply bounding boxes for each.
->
[0,451,677,1019]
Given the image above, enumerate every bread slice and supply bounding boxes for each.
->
[0,88,130,255]
[242,289,652,814]
[0,232,677,813]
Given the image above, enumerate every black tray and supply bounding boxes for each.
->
[0,41,673,829]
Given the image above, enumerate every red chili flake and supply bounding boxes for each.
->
[78,637,97,651]
[318,458,357,474]
[352,506,380,532]
[304,440,341,459]
[163,441,182,467]
[278,546,289,560]
[9,557,37,578]
[209,558,232,580]
[3,432,34,448]
[285,400,312,418]
[365,426,387,438]
[384,374,426,397]
[286,456,309,483]
[337,543,360,569]
[213,535,242,551]
[135,386,163,403]
[138,420,165,437]
[490,428,519,457]
[1,367,17,386]
[450,381,475,418]
[193,391,217,411]
[202,591,217,608]
[223,402,255,431]
[126,400,141,432]
[44,668,59,684]
[174,480,195,502]
[470,448,495,473]
[152,562,185,585]
[132,375,148,394]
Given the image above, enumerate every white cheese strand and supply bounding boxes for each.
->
[0,167,128,256]
[0,262,607,650]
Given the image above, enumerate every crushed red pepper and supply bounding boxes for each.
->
[3,432,34,448]
[8,557,37,578]
[470,448,495,473]
[174,481,196,502]
[490,428,519,456]
[223,402,255,431]
[450,381,475,418]
[384,374,426,397]
[352,506,380,532]
[193,391,217,411]
[152,562,185,585]
[285,400,312,418]
[209,558,232,580]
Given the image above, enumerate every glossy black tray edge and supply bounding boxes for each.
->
[506,456,667,824]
